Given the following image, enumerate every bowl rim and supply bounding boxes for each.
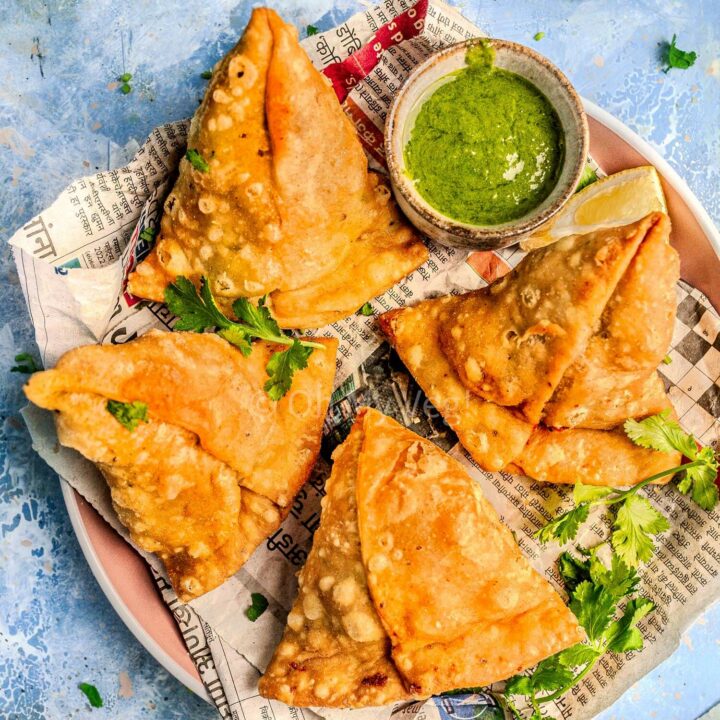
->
[385,37,590,245]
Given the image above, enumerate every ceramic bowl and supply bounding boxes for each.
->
[385,38,589,250]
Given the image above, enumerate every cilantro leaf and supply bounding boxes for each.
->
[359,302,374,316]
[570,580,616,641]
[663,34,697,73]
[11,352,41,374]
[106,400,149,431]
[164,276,323,399]
[505,656,573,698]
[264,341,313,401]
[530,655,574,692]
[118,72,132,82]
[246,592,269,621]
[78,682,103,708]
[165,277,230,334]
[612,495,670,567]
[677,446,719,510]
[533,31,545,41]
[306,24,319,36]
[120,83,132,95]
[440,685,490,697]
[536,503,589,545]
[505,674,533,697]
[232,296,282,341]
[557,643,600,668]
[592,553,639,599]
[506,549,651,713]
[574,479,613,504]
[662,354,672,365]
[200,70,213,79]
[186,148,210,172]
[605,597,654,653]
[558,551,590,593]
[624,411,718,511]
[623,410,697,458]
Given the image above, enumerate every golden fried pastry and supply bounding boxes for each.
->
[24,330,337,601]
[438,215,659,423]
[259,409,583,707]
[259,412,412,708]
[543,214,679,428]
[128,8,427,328]
[379,297,533,471]
[512,421,682,486]
[381,213,681,486]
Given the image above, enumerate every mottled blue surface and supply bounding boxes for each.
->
[1,1,719,718]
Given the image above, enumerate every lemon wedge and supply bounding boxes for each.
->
[520,165,667,251]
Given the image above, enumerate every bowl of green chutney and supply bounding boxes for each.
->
[385,38,589,249]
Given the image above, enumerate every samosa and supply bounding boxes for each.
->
[259,408,583,707]
[24,331,337,601]
[381,213,682,485]
[128,8,427,328]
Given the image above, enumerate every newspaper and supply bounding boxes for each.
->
[9,0,720,719]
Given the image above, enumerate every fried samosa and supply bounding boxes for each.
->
[511,420,681,486]
[379,296,533,471]
[259,408,583,707]
[542,214,679,428]
[127,8,428,328]
[24,330,337,601]
[381,213,681,486]
[438,215,659,423]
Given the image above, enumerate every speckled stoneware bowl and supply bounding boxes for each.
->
[385,38,589,249]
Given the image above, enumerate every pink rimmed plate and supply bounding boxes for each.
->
[61,100,720,703]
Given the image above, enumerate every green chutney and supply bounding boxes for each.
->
[404,43,564,225]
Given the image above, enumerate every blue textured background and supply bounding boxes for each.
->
[1,1,719,718]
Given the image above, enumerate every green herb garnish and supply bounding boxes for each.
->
[625,411,719,510]
[246,592,269,621]
[139,226,156,245]
[78,682,103,708]
[164,277,324,400]
[576,164,598,192]
[533,31,545,41]
[185,148,210,173]
[359,302,374,316]
[505,550,652,720]
[118,73,133,95]
[536,410,718,566]
[11,352,41,374]
[106,400,149,431]
[306,25,319,36]
[663,34,697,73]
[200,70,213,79]
[662,354,672,365]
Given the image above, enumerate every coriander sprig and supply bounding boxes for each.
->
[10,352,41,374]
[107,399,149,431]
[78,682,103,709]
[536,411,718,567]
[164,276,324,401]
[185,148,210,173]
[663,34,697,73]
[246,592,269,622]
[504,550,653,720]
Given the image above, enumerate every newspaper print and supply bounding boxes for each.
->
[9,0,720,719]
